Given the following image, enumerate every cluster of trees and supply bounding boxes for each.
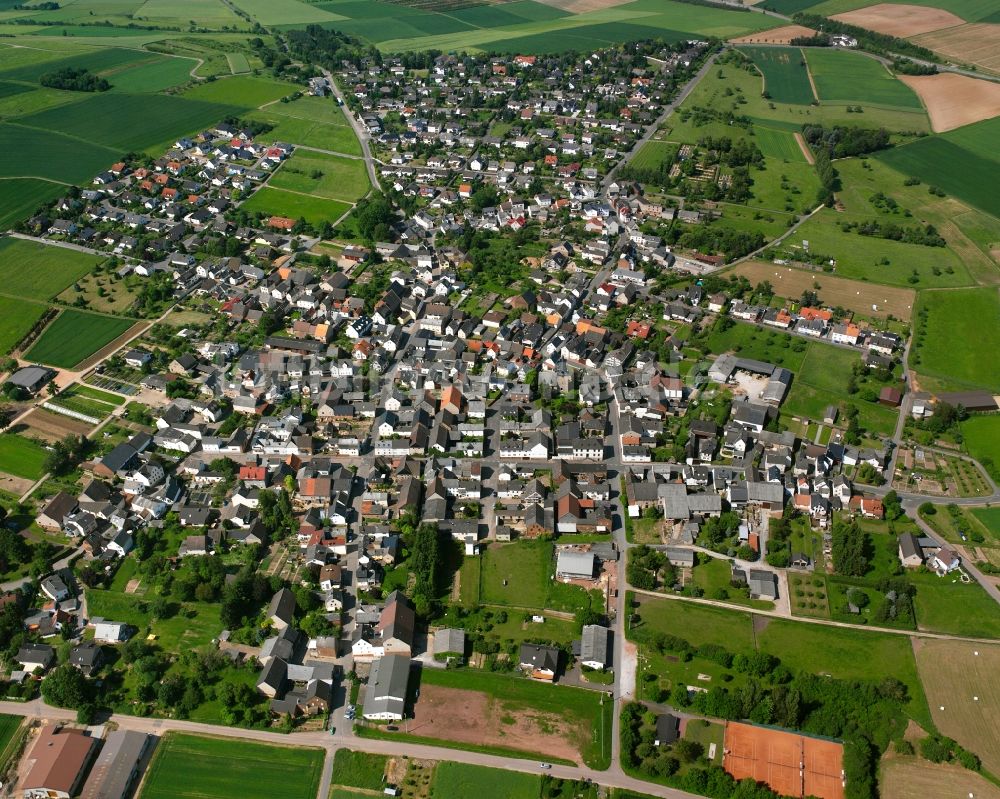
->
[407,523,446,617]
[44,434,92,477]
[892,58,937,76]
[802,125,892,159]
[918,733,981,770]
[258,489,295,539]
[351,193,396,242]
[40,67,110,92]
[675,224,766,262]
[764,513,793,567]
[0,525,30,575]
[832,518,871,577]
[841,219,945,247]
[283,24,380,71]
[221,566,277,629]
[698,136,764,170]
[792,13,938,61]
[626,545,671,591]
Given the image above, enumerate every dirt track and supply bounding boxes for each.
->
[832,3,963,37]
[898,72,1000,132]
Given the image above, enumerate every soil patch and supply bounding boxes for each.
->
[730,24,816,44]
[407,683,580,763]
[914,23,1000,76]
[832,3,963,37]
[0,471,33,496]
[728,261,916,320]
[898,72,1000,131]
[19,408,94,442]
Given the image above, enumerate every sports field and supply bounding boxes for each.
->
[913,639,1000,776]
[806,49,922,109]
[139,733,325,799]
[723,722,844,799]
[25,310,135,369]
[912,288,1000,392]
[0,433,49,480]
[0,296,47,355]
[0,238,103,300]
[739,46,815,105]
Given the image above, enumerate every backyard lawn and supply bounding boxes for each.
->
[0,434,49,480]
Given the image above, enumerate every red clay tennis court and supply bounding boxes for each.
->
[723,722,844,799]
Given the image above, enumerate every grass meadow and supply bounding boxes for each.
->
[806,48,922,109]
[0,238,103,299]
[139,733,324,799]
[268,150,369,202]
[431,763,541,799]
[913,289,1000,392]
[25,310,134,368]
[0,433,49,480]
[331,750,387,790]
[740,46,815,105]
[242,186,352,226]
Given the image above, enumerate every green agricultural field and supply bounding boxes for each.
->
[268,151,369,202]
[107,56,196,93]
[431,763,541,799]
[0,296,46,356]
[913,289,1000,392]
[181,75,299,108]
[0,124,119,184]
[754,618,932,728]
[15,92,241,154]
[739,46,814,105]
[25,310,135,369]
[878,137,1000,220]
[962,415,1000,477]
[132,0,247,29]
[0,178,64,231]
[806,49,922,109]
[0,46,152,83]
[0,433,49,480]
[330,750,387,790]
[0,86,84,120]
[242,187,351,227]
[0,714,22,768]
[140,733,324,799]
[480,540,552,609]
[806,0,999,22]
[752,126,807,162]
[0,238,103,300]
[371,0,779,53]
[229,0,346,26]
[629,140,678,172]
